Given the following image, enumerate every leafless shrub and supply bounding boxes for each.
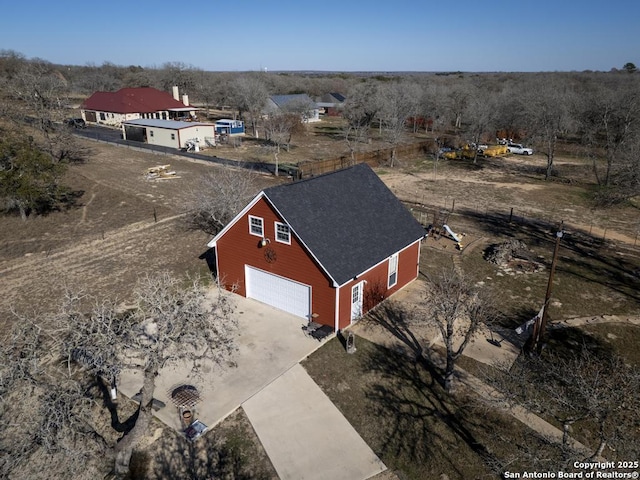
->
[184,167,258,235]
[480,340,640,462]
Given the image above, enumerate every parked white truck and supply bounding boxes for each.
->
[507,143,534,155]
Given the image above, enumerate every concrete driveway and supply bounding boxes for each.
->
[243,363,386,480]
[118,293,324,430]
[119,292,387,479]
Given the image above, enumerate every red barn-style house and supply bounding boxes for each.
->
[208,164,427,331]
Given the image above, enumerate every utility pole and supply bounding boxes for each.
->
[528,222,565,354]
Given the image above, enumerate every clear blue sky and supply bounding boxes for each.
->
[1,0,637,72]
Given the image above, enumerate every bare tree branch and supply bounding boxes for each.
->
[184,168,258,235]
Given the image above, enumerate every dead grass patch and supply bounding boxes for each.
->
[303,336,568,479]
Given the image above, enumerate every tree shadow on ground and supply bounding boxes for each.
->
[198,248,217,276]
[144,420,275,480]
[311,124,345,140]
[58,189,85,210]
[458,207,640,306]
[91,377,139,435]
[545,325,616,360]
[360,329,504,478]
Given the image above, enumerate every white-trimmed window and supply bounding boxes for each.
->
[388,253,398,288]
[275,222,291,244]
[249,215,264,237]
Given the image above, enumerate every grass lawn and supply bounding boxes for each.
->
[302,336,563,479]
[303,323,640,479]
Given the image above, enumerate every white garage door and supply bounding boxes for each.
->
[245,266,311,319]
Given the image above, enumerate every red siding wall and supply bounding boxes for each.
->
[216,197,337,327]
[337,241,420,330]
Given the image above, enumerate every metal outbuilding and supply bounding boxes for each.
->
[122,119,216,150]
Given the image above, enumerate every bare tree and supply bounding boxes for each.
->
[263,112,299,176]
[11,58,68,129]
[447,84,471,133]
[4,57,92,165]
[420,82,448,135]
[555,348,639,459]
[524,76,575,179]
[1,273,238,479]
[418,267,495,391]
[60,273,238,478]
[342,120,370,166]
[342,82,380,164]
[377,82,419,167]
[605,133,640,203]
[185,167,258,235]
[0,317,110,479]
[578,80,639,187]
[466,89,498,164]
[0,49,27,79]
[483,339,640,461]
[231,75,269,138]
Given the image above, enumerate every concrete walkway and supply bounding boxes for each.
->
[243,363,386,480]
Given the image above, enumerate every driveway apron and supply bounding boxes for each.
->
[117,296,323,431]
[243,363,386,480]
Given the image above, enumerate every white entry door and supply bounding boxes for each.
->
[351,281,364,321]
[245,266,311,319]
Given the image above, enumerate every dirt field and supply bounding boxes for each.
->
[0,139,278,320]
[381,154,640,245]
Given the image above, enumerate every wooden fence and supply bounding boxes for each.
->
[296,140,433,177]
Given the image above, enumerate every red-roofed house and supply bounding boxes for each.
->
[80,86,198,127]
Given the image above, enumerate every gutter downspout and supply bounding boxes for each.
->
[334,284,340,333]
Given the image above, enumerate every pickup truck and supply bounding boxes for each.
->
[507,143,533,155]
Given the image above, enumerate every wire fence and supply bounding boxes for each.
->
[402,196,640,251]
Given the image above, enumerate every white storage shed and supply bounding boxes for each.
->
[122,119,217,150]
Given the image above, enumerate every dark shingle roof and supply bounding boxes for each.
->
[81,87,190,114]
[264,164,426,285]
